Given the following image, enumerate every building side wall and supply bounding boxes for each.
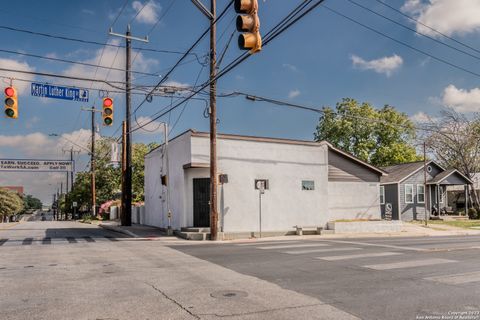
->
[328,182,381,220]
[328,150,380,182]
[191,136,330,232]
[381,184,399,220]
[144,132,192,229]
[399,165,442,221]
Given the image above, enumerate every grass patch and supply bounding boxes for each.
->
[425,220,480,229]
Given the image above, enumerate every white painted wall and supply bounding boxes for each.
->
[191,136,330,232]
[144,131,383,233]
[144,132,192,229]
[328,182,381,220]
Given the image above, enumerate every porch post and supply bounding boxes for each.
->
[437,184,441,217]
[465,185,469,216]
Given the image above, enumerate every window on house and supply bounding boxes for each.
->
[380,186,385,204]
[405,184,414,203]
[417,185,425,203]
[302,180,315,190]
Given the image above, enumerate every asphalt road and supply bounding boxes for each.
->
[171,235,480,320]
[1,220,480,320]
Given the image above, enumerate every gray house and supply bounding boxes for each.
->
[380,161,472,221]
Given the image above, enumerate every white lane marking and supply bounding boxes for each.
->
[319,239,426,252]
[424,271,480,285]
[236,241,300,246]
[363,258,456,270]
[282,247,363,255]
[317,252,402,261]
[257,243,330,250]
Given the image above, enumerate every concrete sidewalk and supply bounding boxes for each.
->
[99,220,480,243]
[99,221,185,242]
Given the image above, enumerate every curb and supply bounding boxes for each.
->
[99,224,139,238]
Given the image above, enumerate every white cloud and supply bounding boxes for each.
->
[410,111,434,123]
[442,84,480,112]
[402,0,480,37]
[288,89,300,99]
[82,9,95,15]
[132,1,161,24]
[0,58,35,94]
[25,116,40,129]
[282,63,299,72]
[351,54,403,77]
[60,39,159,89]
[135,116,166,134]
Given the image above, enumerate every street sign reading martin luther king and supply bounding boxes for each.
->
[31,83,89,102]
[0,159,74,172]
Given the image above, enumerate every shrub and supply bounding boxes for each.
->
[467,208,478,220]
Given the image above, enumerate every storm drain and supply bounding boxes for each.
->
[210,290,248,299]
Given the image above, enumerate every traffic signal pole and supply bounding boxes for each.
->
[91,109,96,218]
[110,25,148,227]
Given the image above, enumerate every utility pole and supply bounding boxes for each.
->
[110,25,148,227]
[209,0,219,240]
[60,183,63,220]
[121,121,127,226]
[423,141,428,227]
[91,108,96,218]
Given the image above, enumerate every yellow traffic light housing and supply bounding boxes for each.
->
[4,86,17,119]
[102,97,113,126]
[235,0,262,53]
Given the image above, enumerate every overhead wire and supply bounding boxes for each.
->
[321,4,480,79]
[130,0,327,135]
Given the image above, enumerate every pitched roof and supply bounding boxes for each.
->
[380,161,433,184]
[427,169,473,185]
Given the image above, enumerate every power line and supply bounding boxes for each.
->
[322,5,480,79]
[0,48,162,77]
[132,0,234,117]
[0,25,202,57]
[373,0,480,56]
[130,0,326,135]
[345,0,480,62]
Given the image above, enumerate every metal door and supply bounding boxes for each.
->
[193,178,210,227]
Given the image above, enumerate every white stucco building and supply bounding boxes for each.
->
[144,130,386,238]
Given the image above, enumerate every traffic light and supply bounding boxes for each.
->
[4,86,17,119]
[235,0,262,53]
[102,97,113,126]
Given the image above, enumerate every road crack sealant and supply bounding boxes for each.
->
[146,282,200,319]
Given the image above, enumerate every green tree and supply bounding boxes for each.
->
[0,188,24,221]
[314,98,421,167]
[23,194,42,210]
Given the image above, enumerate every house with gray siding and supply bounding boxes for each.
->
[380,161,472,221]
[144,130,387,238]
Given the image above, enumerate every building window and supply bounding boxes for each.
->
[302,180,315,190]
[417,185,425,203]
[405,184,414,203]
[380,186,385,204]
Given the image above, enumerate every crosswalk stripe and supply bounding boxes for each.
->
[82,236,95,242]
[66,237,77,243]
[236,241,300,246]
[22,238,33,245]
[424,271,480,285]
[257,243,330,250]
[42,237,51,245]
[282,247,362,255]
[317,252,402,261]
[0,239,7,246]
[363,258,456,270]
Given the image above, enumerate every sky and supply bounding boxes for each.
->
[1,0,480,204]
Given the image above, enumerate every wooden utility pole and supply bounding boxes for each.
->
[121,121,127,225]
[423,141,428,226]
[91,108,96,218]
[110,25,148,227]
[209,0,218,240]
